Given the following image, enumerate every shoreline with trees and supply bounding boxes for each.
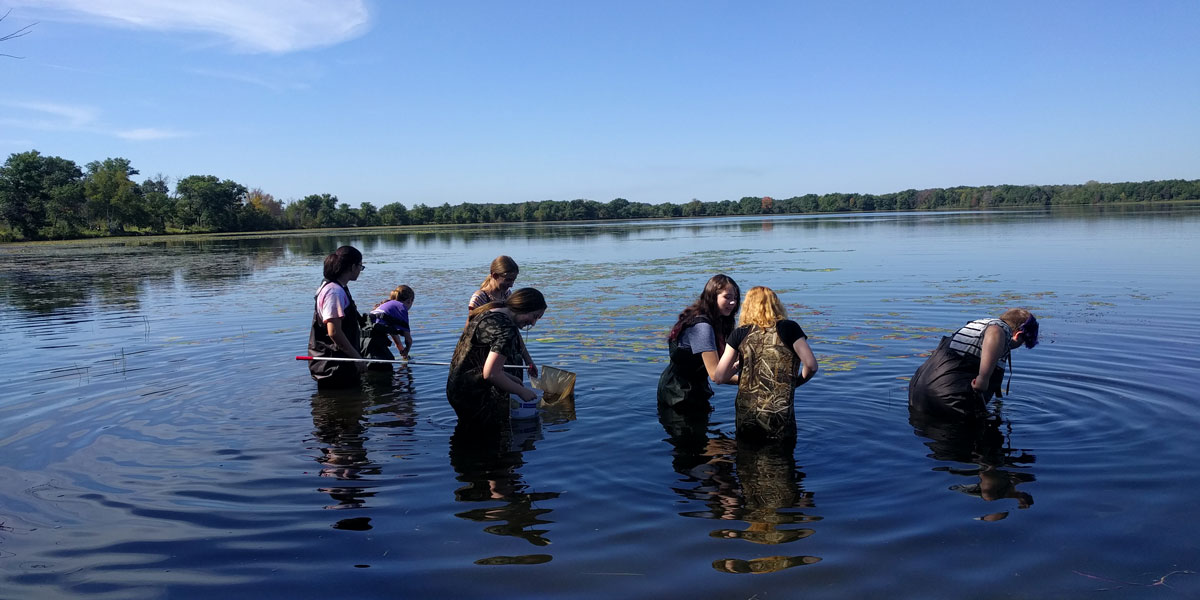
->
[2,149,1198,242]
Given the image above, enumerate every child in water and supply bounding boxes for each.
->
[362,285,415,367]
[468,255,520,310]
[468,255,536,377]
[713,286,818,440]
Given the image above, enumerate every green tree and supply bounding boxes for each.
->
[140,175,174,233]
[358,201,380,226]
[738,196,762,215]
[450,202,479,224]
[409,203,432,225]
[334,202,356,227]
[0,150,85,239]
[296,193,337,228]
[378,202,409,226]
[85,157,142,232]
[175,175,247,231]
[601,197,630,219]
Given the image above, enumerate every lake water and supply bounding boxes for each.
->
[1,207,1199,599]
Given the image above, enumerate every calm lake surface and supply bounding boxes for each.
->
[2,207,1199,599]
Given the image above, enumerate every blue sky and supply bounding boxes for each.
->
[3,0,1198,208]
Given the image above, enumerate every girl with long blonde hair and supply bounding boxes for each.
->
[713,286,818,440]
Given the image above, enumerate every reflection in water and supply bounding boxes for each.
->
[909,406,1036,522]
[658,406,822,574]
[448,419,561,566]
[309,368,418,530]
[659,405,738,518]
[0,237,289,315]
[1,205,1191,319]
[311,388,376,520]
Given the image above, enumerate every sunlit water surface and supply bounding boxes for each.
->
[1,207,1199,599]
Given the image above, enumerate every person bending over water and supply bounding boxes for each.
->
[362,285,415,369]
[713,286,818,441]
[308,246,367,388]
[468,255,536,377]
[908,308,1039,420]
[447,287,546,425]
[657,274,740,412]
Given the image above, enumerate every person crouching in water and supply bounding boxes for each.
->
[447,288,546,425]
[308,246,367,388]
[362,285,415,370]
[656,274,740,413]
[713,286,818,441]
[908,308,1039,420]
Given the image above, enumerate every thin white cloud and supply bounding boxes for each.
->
[116,127,188,141]
[14,0,370,53]
[6,100,97,127]
[187,67,310,92]
[0,100,188,141]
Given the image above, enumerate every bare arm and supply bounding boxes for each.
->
[792,338,818,386]
[325,317,365,371]
[701,349,729,383]
[390,333,411,358]
[972,325,1007,392]
[483,351,536,401]
[713,344,739,384]
[325,317,361,358]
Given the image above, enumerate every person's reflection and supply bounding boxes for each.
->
[310,387,378,528]
[363,365,418,431]
[448,420,560,566]
[658,405,739,520]
[710,436,822,574]
[909,407,1036,521]
[309,371,420,531]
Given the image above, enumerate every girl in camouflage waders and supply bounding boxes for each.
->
[714,286,818,441]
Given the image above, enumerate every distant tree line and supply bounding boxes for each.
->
[1,149,1198,241]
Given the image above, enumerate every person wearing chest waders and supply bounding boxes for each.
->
[362,284,415,371]
[908,308,1040,420]
[657,274,740,413]
[308,246,367,388]
[713,286,819,441]
[447,287,546,426]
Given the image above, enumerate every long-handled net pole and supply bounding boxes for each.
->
[296,356,527,369]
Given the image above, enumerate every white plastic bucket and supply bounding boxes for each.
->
[510,388,542,420]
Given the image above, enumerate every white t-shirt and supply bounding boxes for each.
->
[316,282,350,323]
